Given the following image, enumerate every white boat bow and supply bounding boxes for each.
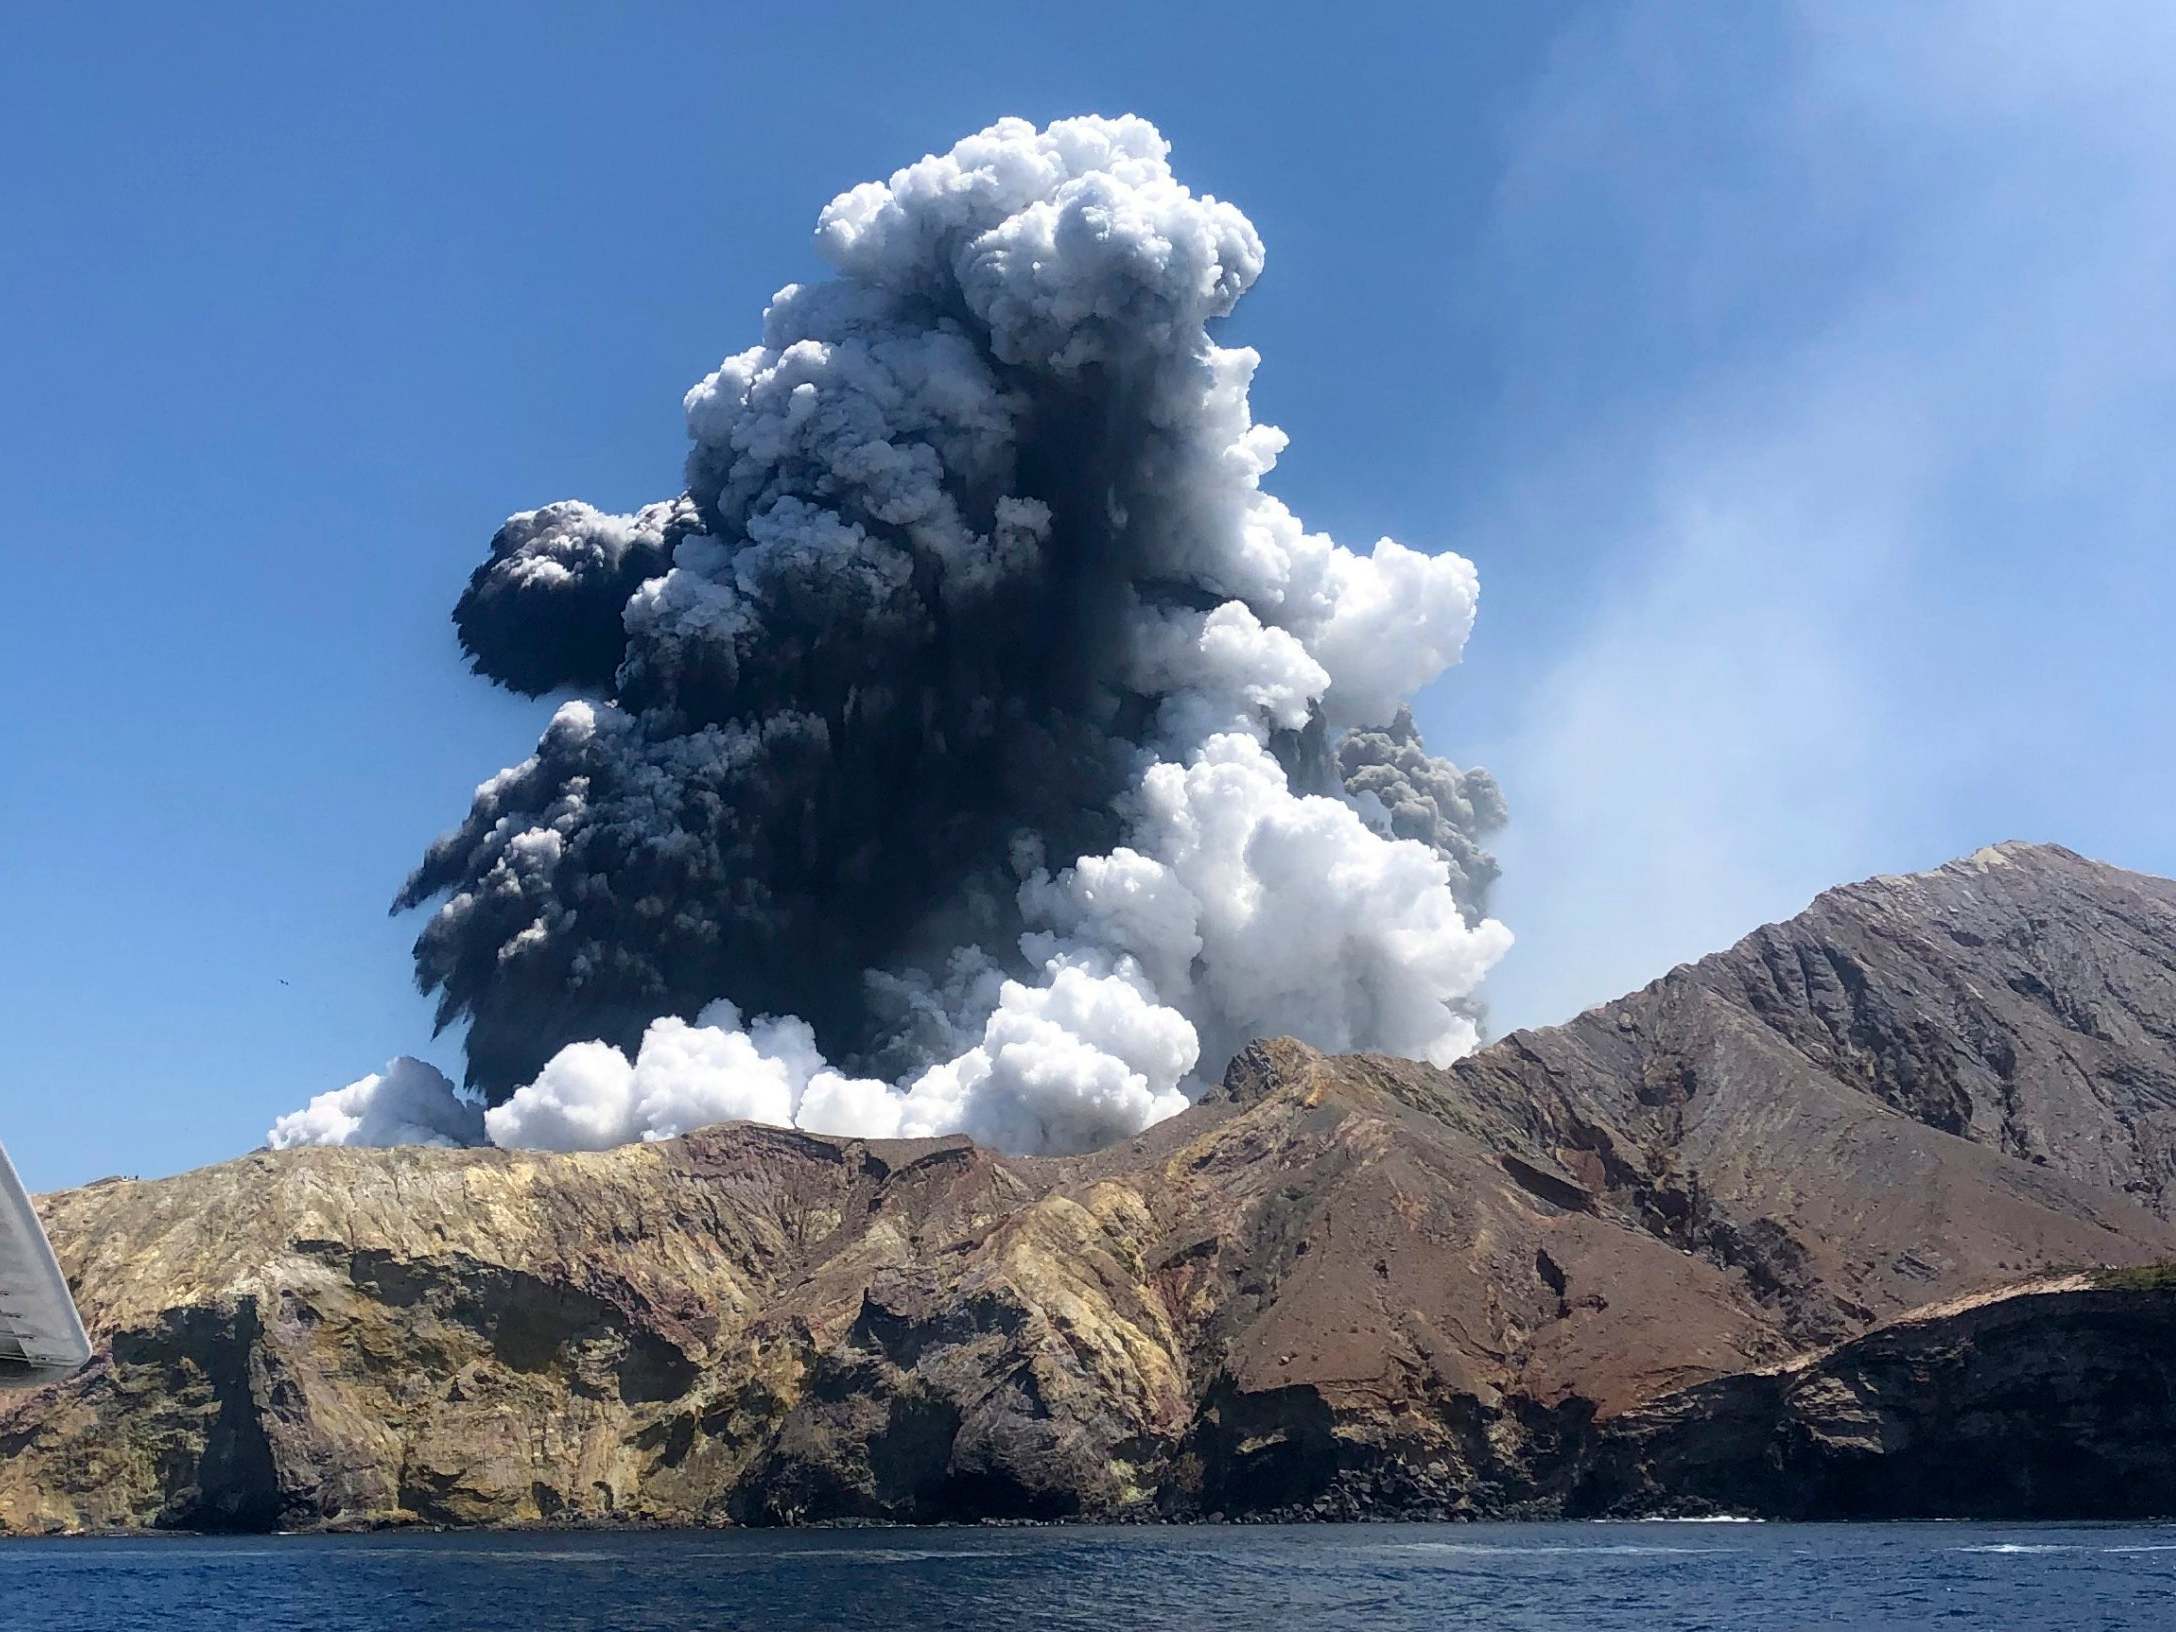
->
[0,1142,91,1387]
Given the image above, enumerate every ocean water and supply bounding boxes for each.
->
[5,1522,2174,1630]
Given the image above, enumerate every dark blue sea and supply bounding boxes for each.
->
[6,1522,2175,1630]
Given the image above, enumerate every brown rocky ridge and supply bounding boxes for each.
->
[6,841,2176,1532]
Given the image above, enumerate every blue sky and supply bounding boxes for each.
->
[5,3,2171,1190]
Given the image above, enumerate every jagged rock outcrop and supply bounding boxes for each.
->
[7,842,2176,1531]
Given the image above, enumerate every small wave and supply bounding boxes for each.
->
[61,1549,289,1564]
[780,1547,1013,1564]
[1952,1544,2075,1555]
[354,1548,649,1565]
[1372,1541,1716,1557]
[329,1543,1018,1568]
[1633,1515,1762,1524]
[474,1550,639,1564]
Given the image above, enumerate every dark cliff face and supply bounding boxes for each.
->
[7,842,2176,1532]
[1576,1275,2176,1520]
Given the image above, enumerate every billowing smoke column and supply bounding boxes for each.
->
[273,115,1509,1158]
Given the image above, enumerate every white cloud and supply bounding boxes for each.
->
[1455,0,2176,1032]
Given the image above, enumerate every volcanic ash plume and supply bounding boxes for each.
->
[273,114,1510,1158]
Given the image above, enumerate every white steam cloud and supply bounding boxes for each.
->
[266,1057,485,1151]
[270,116,1509,1159]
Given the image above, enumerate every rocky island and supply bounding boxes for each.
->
[7,842,2176,1532]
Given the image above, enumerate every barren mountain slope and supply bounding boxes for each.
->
[1441,842,2176,1344]
[5,842,2173,1531]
